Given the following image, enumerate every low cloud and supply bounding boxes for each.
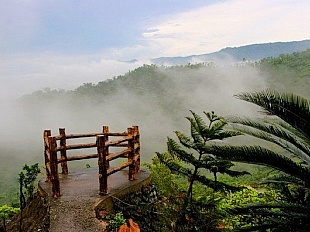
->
[139,0,310,57]
[0,53,144,100]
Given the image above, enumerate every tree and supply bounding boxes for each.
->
[18,163,41,209]
[200,89,310,231]
[0,205,19,232]
[156,111,249,231]
[18,163,40,232]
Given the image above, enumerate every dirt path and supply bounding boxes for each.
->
[49,195,105,232]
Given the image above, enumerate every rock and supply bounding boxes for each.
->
[111,182,160,231]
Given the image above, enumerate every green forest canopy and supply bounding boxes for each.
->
[1,49,310,205]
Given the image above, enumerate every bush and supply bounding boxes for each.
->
[108,212,126,231]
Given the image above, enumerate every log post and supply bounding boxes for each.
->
[103,126,110,169]
[59,128,68,174]
[50,136,60,197]
[97,135,108,195]
[127,127,136,180]
[133,126,141,173]
[43,130,51,182]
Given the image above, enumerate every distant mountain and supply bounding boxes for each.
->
[151,39,310,65]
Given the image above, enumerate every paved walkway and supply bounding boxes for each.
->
[39,168,150,232]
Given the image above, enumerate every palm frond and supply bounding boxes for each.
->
[235,89,310,138]
[260,173,306,187]
[267,117,308,142]
[229,116,305,149]
[236,223,310,232]
[230,202,310,232]
[201,144,310,186]
[266,118,310,156]
[231,202,310,214]
[223,169,251,177]
[259,116,310,147]
[229,117,310,165]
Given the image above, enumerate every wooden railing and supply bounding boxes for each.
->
[43,126,140,197]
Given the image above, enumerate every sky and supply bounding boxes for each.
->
[1,0,310,98]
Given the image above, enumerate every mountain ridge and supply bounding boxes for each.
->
[151,39,310,65]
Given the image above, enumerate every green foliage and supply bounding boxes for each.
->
[260,49,310,78]
[148,155,281,231]
[151,94,310,231]
[0,204,19,220]
[155,111,250,231]
[148,157,225,231]
[0,184,19,206]
[0,204,20,231]
[108,212,126,230]
[218,165,276,186]
[2,47,310,230]
[145,157,180,196]
[259,49,310,98]
[219,186,281,230]
[221,89,310,231]
[18,163,41,209]
[20,163,41,199]
[235,89,310,139]
[157,111,248,195]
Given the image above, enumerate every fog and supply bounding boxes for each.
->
[1,55,146,100]
[0,61,269,203]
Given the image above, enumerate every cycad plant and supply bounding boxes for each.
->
[202,89,310,231]
[156,111,249,231]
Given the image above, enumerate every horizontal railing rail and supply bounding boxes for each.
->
[43,125,140,197]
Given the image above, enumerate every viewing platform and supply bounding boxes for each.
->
[38,125,150,231]
[39,167,151,232]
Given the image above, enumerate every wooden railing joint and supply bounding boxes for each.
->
[43,125,140,197]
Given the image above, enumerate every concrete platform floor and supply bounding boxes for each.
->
[38,168,151,232]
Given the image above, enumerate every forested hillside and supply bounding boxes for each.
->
[152,40,310,65]
[1,49,310,206]
[24,48,310,103]
[258,49,310,98]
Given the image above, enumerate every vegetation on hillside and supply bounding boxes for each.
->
[150,89,310,231]
[1,49,310,230]
[19,49,310,99]
[19,49,310,117]
[0,163,40,231]
[260,49,310,78]
[155,111,248,231]
[227,90,310,231]
[258,49,310,98]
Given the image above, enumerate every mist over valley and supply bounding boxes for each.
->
[1,43,310,204]
[3,2,310,230]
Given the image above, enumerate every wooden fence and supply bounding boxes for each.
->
[43,126,140,197]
